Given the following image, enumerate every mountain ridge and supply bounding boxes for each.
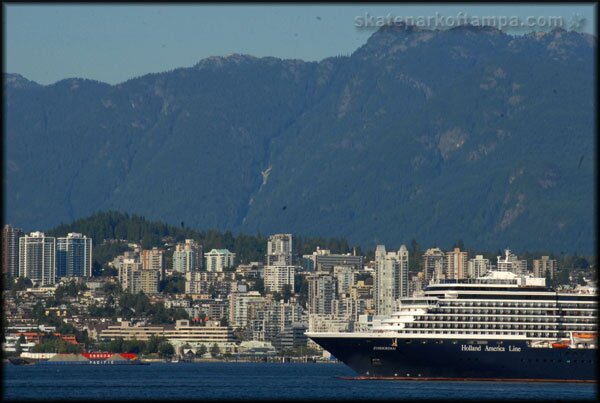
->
[4,25,595,253]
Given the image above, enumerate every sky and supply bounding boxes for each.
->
[4,3,597,85]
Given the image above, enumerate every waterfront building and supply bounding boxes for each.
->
[173,240,202,273]
[250,299,304,342]
[308,314,353,333]
[2,224,24,277]
[99,320,238,352]
[142,247,166,279]
[205,249,235,272]
[56,233,93,279]
[422,247,445,282]
[266,234,293,266]
[263,265,296,293]
[467,254,491,278]
[272,322,308,350]
[19,232,56,286]
[373,245,409,315]
[533,256,558,280]
[445,247,468,280]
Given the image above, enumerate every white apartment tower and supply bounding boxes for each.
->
[172,239,202,273]
[374,244,409,315]
[263,265,296,293]
[205,249,236,272]
[18,232,56,286]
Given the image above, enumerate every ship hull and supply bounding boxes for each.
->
[309,336,596,381]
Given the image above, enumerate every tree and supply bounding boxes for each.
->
[158,341,175,358]
[15,335,26,356]
[282,284,293,302]
[195,344,207,357]
[210,343,221,358]
[145,335,166,354]
[250,278,264,294]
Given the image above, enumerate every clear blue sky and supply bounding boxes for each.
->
[4,3,596,85]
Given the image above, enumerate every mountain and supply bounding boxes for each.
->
[4,25,596,253]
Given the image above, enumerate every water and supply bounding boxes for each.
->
[3,362,596,400]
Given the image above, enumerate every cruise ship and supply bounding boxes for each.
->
[306,252,597,382]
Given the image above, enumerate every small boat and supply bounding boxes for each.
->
[552,342,569,349]
[8,357,34,365]
[572,332,597,344]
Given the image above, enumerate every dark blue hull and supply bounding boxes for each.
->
[309,336,596,381]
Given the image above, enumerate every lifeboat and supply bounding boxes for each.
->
[552,342,569,349]
[572,332,597,344]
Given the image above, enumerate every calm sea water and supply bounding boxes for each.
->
[3,362,596,401]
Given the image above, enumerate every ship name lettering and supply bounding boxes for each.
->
[484,345,506,352]
[461,345,481,352]
[509,345,522,352]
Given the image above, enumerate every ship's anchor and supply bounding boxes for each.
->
[391,338,398,348]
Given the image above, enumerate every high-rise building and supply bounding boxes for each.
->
[142,247,166,279]
[56,233,93,279]
[118,258,159,294]
[533,256,558,279]
[263,265,296,293]
[422,248,445,282]
[333,266,355,296]
[445,247,468,280]
[373,245,409,315]
[467,255,491,278]
[18,232,56,286]
[266,234,293,266]
[172,239,202,273]
[2,224,24,277]
[307,273,336,315]
[205,249,235,272]
[228,291,265,328]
